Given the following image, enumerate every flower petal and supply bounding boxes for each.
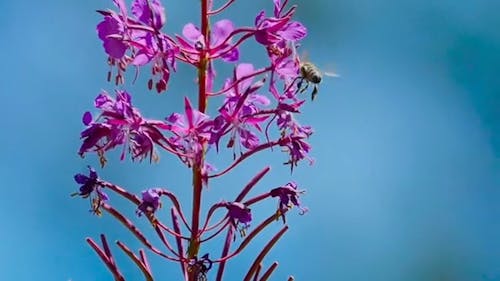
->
[182,23,203,42]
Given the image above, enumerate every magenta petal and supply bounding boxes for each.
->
[98,189,110,201]
[254,10,265,26]
[239,129,259,149]
[95,92,113,109]
[273,0,282,17]
[221,47,239,62]
[103,38,127,59]
[185,97,209,128]
[250,94,271,106]
[182,23,202,42]
[166,112,182,124]
[183,97,194,127]
[131,52,151,66]
[150,0,166,28]
[255,29,281,45]
[131,0,165,29]
[236,63,254,79]
[113,0,128,17]
[97,17,117,40]
[212,19,234,45]
[278,21,307,41]
[131,0,151,24]
[236,63,255,90]
[97,17,127,59]
[82,111,93,125]
[74,174,88,184]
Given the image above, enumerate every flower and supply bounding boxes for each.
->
[165,97,213,167]
[178,19,239,62]
[270,181,307,223]
[267,41,301,99]
[225,201,252,228]
[79,90,169,163]
[131,0,166,29]
[97,15,128,59]
[73,166,108,216]
[279,129,314,172]
[137,188,162,216]
[210,63,269,152]
[254,0,307,46]
[96,0,176,92]
[73,166,108,200]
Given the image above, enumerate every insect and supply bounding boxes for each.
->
[291,45,338,101]
[297,61,338,101]
[187,254,212,281]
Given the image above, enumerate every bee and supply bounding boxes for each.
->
[297,61,338,101]
[291,45,338,101]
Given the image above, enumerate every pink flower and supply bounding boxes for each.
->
[254,0,306,46]
[79,90,169,162]
[178,19,239,62]
[165,97,213,166]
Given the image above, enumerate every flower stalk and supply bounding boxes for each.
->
[73,0,321,280]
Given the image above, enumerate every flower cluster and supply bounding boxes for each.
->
[74,0,319,281]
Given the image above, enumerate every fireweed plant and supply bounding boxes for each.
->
[73,0,318,280]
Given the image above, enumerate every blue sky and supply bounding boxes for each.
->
[0,1,498,281]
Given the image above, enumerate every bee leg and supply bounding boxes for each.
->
[297,79,303,89]
[294,78,306,95]
[299,81,309,93]
[311,85,318,101]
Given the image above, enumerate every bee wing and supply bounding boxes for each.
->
[300,50,310,62]
[324,71,340,78]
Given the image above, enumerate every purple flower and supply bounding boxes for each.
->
[211,63,269,151]
[178,19,239,62]
[79,90,169,162]
[270,181,307,223]
[279,129,314,172]
[254,0,306,46]
[137,188,162,216]
[73,166,108,216]
[166,97,213,167]
[268,42,301,99]
[276,110,312,134]
[73,166,108,200]
[225,202,252,228]
[131,0,166,29]
[96,0,176,92]
[97,16,128,59]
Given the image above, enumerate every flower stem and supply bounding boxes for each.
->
[187,0,210,276]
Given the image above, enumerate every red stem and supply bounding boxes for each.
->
[259,262,279,281]
[208,66,272,96]
[243,227,289,281]
[116,241,154,281]
[208,0,235,15]
[187,2,210,281]
[208,141,280,178]
[215,209,288,262]
[171,208,188,280]
[102,203,180,262]
[86,236,125,281]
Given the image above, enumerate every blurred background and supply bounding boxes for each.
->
[0,0,498,280]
